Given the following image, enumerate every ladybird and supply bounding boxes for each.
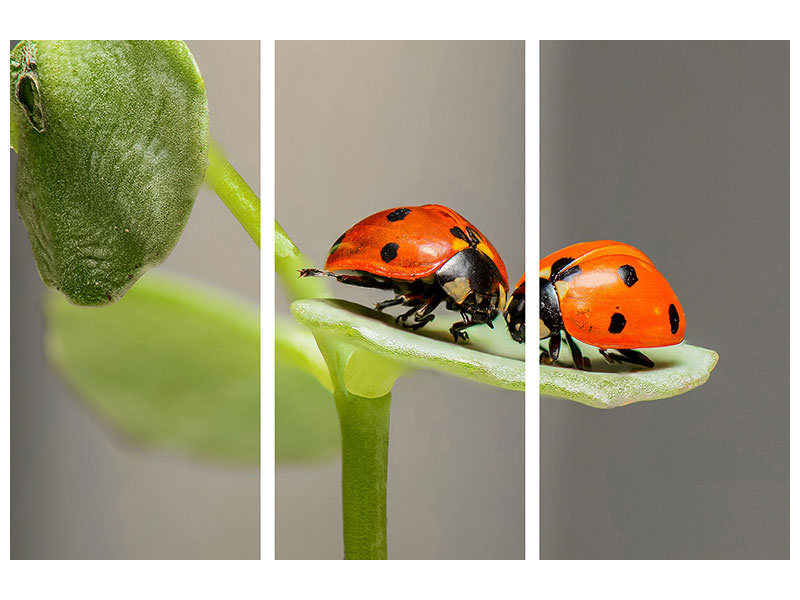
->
[299,204,508,342]
[539,241,685,369]
[505,273,525,343]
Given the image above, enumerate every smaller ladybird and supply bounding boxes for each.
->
[540,241,685,370]
[299,204,509,342]
[504,273,525,343]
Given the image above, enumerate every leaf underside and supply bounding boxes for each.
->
[291,298,525,391]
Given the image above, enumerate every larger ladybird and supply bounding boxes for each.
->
[299,204,509,342]
[539,241,685,369]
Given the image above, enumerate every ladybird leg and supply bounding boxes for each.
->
[563,331,589,371]
[395,304,423,325]
[611,349,655,368]
[548,334,561,362]
[394,295,442,331]
[449,312,475,342]
[298,269,394,290]
[298,268,325,278]
[599,349,615,364]
[540,334,559,366]
[618,349,654,368]
[600,348,654,368]
[375,297,404,312]
[408,295,443,330]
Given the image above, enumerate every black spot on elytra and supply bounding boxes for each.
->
[550,256,575,281]
[618,264,638,287]
[609,312,626,334]
[380,242,399,263]
[387,208,411,222]
[450,226,468,241]
[556,264,582,282]
[465,227,482,245]
[669,303,680,334]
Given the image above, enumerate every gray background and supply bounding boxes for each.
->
[276,41,525,559]
[540,41,788,559]
[11,40,260,559]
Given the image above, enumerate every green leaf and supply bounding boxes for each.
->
[275,317,340,462]
[10,41,209,305]
[540,341,719,408]
[291,298,525,392]
[275,358,340,462]
[45,271,259,462]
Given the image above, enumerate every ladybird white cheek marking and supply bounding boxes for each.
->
[539,318,551,339]
[498,286,506,309]
[554,280,570,298]
[442,277,471,304]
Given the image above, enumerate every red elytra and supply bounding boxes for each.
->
[325,204,508,285]
[540,241,685,369]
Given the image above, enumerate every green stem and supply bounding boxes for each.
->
[337,388,391,560]
[206,140,261,247]
[277,219,392,559]
[316,337,390,560]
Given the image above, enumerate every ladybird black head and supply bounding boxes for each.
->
[380,242,399,263]
[505,288,525,343]
[386,208,411,222]
[436,247,505,322]
[539,277,562,340]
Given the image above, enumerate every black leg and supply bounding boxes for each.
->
[618,349,654,368]
[395,295,442,331]
[375,297,404,311]
[405,295,442,330]
[395,304,422,325]
[298,269,393,290]
[449,312,474,342]
[563,331,589,370]
[548,334,561,362]
[601,348,654,368]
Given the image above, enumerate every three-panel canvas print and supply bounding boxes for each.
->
[8,39,788,563]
